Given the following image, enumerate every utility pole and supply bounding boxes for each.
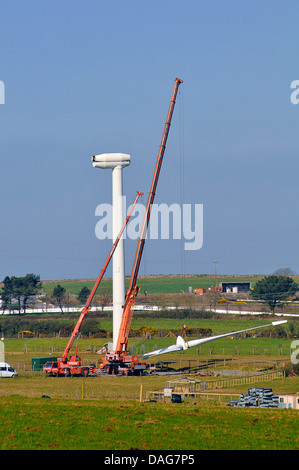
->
[214,260,217,290]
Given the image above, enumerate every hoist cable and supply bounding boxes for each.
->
[178,83,186,289]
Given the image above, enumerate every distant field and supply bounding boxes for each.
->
[43,275,261,296]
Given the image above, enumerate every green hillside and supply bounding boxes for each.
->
[42,275,260,296]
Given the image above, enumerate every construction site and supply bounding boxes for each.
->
[3,78,282,381]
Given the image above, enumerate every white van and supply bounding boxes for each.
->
[0,362,18,378]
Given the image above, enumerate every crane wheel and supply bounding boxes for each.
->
[62,367,71,377]
[81,367,89,377]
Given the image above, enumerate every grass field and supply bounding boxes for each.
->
[1,394,298,450]
[3,335,294,362]
[2,316,296,359]
[1,293,298,451]
[42,275,261,296]
[1,332,298,451]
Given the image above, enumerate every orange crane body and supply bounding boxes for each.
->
[43,191,143,377]
[99,78,183,375]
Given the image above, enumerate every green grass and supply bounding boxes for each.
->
[2,313,294,359]
[3,328,293,359]
[43,279,112,296]
[0,395,298,450]
[1,317,297,451]
[43,275,260,296]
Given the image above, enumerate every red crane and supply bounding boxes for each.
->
[99,78,183,375]
[43,191,143,377]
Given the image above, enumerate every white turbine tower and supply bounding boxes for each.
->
[92,153,130,349]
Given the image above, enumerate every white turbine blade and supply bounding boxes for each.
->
[142,336,187,359]
[142,320,287,358]
[187,320,287,349]
[143,344,183,359]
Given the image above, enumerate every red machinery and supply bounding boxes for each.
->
[43,191,143,377]
[99,77,183,375]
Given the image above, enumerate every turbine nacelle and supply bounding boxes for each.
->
[92,153,131,169]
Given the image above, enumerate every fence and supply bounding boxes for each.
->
[204,370,284,390]
[147,370,284,402]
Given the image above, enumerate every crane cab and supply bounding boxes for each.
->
[99,351,148,375]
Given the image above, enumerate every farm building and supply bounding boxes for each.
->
[278,394,299,409]
[219,281,251,293]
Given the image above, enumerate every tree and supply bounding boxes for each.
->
[273,267,296,276]
[251,275,298,315]
[52,284,66,313]
[77,286,91,304]
[1,274,42,314]
[21,274,42,313]
[1,276,13,311]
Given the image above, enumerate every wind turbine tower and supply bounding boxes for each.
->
[92,153,131,349]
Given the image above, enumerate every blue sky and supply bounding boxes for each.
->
[0,0,298,281]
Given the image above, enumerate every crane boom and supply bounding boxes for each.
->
[60,191,143,363]
[115,78,183,354]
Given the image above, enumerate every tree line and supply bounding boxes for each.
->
[1,314,297,339]
[0,273,92,314]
